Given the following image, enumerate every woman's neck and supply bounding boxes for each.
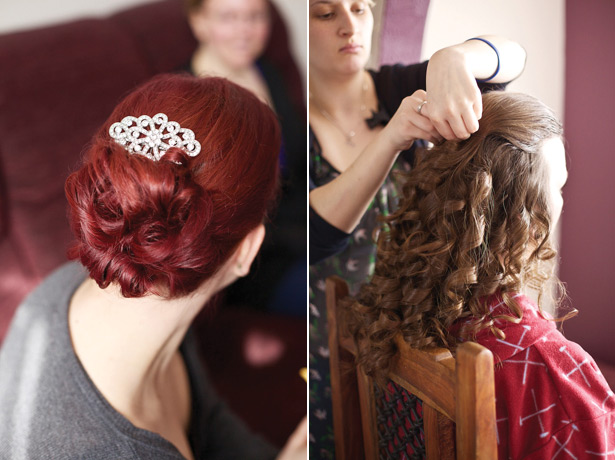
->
[191,44,250,80]
[191,45,270,105]
[309,68,371,118]
[68,277,216,432]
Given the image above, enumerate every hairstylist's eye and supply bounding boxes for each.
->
[352,1,368,13]
[311,5,335,20]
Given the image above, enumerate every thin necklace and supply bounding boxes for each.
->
[310,73,369,147]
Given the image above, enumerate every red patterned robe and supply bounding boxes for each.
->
[469,294,615,459]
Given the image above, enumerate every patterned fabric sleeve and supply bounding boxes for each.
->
[474,294,615,459]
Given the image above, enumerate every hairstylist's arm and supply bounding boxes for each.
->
[309,90,441,234]
[423,35,527,140]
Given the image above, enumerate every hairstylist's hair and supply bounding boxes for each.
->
[65,74,280,298]
[345,92,564,380]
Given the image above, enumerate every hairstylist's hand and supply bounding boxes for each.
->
[424,45,483,141]
[277,416,307,460]
[381,90,443,152]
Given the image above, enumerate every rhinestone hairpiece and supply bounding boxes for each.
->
[109,113,201,161]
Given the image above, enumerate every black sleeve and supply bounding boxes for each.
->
[309,204,351,265]
[371,60,509,115]
[309,129,353,265]
[370,61,429,116]
[258,58,306,183]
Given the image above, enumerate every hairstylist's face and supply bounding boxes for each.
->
[541,137,568,228]
[190,0,270,70]
[309,0,374,77]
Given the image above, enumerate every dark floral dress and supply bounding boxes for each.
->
[308,128,412,459]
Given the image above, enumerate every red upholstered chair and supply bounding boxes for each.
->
[326,276,498,459]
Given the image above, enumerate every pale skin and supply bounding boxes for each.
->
[522,136,567,275]
[188,0,273,105]
[541,136,568,229]
[308,0,527,234]
[69,224,307,460]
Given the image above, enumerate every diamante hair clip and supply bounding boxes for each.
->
[109,113,201,161]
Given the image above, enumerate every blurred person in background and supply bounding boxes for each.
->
[186,0,306,316]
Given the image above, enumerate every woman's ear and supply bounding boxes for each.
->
[233,224,266,278]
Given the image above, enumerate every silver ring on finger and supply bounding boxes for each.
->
[417,100,428,115]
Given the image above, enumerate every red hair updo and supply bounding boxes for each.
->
[65,74,280,297]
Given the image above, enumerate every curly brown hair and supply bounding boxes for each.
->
[344,92,566,380]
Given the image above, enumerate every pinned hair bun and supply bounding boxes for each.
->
[65,75,280,297]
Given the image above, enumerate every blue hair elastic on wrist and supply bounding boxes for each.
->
[466,37,500,83]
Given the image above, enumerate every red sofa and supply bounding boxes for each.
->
[0,0,305,447]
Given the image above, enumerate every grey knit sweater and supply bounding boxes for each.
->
[0,262,277,460]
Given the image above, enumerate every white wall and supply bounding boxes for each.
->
[421,0,565,120]
[0,0,307,90]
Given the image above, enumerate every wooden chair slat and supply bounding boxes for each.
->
[326,276,498,460]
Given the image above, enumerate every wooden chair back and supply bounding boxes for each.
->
[326,276,498,460]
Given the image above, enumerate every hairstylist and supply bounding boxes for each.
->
[308,0,526,456]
